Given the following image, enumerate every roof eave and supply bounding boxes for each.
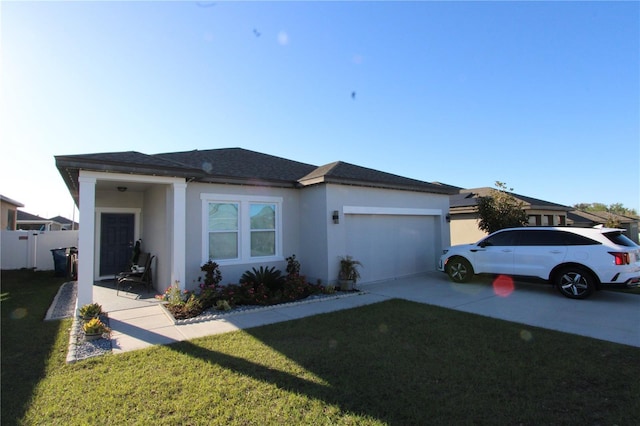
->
[299,176,454,195]
[197,176,299,189]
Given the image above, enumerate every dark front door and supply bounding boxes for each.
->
[100,213,135,276]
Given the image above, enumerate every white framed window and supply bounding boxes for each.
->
[201,194,282,264]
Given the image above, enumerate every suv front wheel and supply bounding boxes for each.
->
[446,257,474,283]
[555,266,596,299]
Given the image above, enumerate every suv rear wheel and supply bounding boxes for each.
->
[555,266,596,299]
[446,257,473,283]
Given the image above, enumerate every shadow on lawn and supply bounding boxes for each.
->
[166,299,460,424]
[105,300,441,423]
[1,270,69,426]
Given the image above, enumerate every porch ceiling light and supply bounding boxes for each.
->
[117,186,127,192]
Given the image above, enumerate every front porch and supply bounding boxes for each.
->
[74,170,188,309]
[92,279,160,312]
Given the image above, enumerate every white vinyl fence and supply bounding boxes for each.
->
[1,230,79,271]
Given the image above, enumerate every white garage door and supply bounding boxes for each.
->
[345,214,437,284]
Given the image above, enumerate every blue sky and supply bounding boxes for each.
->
[2,1,638,220]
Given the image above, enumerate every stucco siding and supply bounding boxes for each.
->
[450,217,486,245]
[142,185,170,292]
[299,184,330,284]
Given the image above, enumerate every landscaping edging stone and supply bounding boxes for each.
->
[159,290,368,325]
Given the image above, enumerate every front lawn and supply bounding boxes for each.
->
[2,270,639,425]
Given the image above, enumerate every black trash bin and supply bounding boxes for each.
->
[51,248,68,277]
[51,247,78,278]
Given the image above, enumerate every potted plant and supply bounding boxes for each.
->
[338,255,362,291]
[79,303,103,321]
[82,317,110,341]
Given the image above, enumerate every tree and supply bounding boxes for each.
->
[573,202,638,217]
[476,181,529,234]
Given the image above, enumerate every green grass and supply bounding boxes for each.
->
[2,270,640,425]
[1,270,70,424]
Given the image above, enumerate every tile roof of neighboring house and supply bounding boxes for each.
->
[451,187,571,211]
[1,195,24,207]
[56,148,457,198]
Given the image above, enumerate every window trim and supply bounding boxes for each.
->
[201,194,283,265]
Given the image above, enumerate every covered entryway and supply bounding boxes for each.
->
[344,211,439,284]
[69,171,187,308]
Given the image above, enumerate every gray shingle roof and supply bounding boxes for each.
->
[299,161,453,194]
[570,210,638,224]
[0,194,24,207]
[56,151,200,175]
[56,148,456,196]
[453,187,571,210]
[154,148,317,183]
[17,211,48,221]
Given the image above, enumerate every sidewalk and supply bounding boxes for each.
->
[98,273,640,354]
[107,291,389,354]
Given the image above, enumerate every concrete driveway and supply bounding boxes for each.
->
[363,272,640,348]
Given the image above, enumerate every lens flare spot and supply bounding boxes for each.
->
[493,275,514,297]
[378,323,388,334]
[201,161,213,173]
[10,308,27,319]
[277,31,289,45]
[520,330,533,342]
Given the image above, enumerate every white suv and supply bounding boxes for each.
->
[438,227,640,299]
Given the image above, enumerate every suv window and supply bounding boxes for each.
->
[562,231,600,246]
[480,230,517,246]
[603,231,638,247]
[518,230,600,246]
[518,230,563,246]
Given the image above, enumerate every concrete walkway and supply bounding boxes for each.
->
[97,273,640,354]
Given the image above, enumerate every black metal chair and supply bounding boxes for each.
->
[116,254,154,295]
[116,252,149,282]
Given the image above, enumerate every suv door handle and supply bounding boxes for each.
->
[550,250,563,254]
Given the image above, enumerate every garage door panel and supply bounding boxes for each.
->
[345,215,435,283]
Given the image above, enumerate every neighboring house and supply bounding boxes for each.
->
[568,210,639,243]
[50,215,79,230]
[16,211,65,231]
[1,195,24,230]
[55,148,457,307]
[448,187,573,245]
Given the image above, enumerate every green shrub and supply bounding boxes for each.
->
[82,317,110,334]
[200,260,222,286]
[167,294,203,320]
[198,285,218,310]
[240,266,285,292]
[322,284,336,294]
[79,303,103,319]
[285,254,300,276]
[215,300,232,311]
